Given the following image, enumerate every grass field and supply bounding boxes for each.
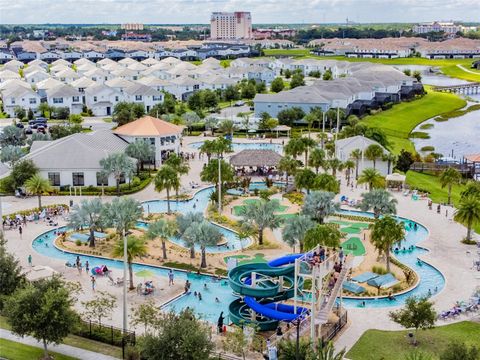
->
[441,64,480,82]
[362,89,466,154]
[0,338,78,360]
[346,321,480,360]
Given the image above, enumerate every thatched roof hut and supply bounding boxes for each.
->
[229,149,283,168]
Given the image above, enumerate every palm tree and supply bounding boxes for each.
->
[204,117,218,136]
[309,148,326,174]
[343,159,355,186]
[176,212,204,258]
[284,138,305,161]
[365,144,384,170]
[100,153,136,196]
[112,235,147,290]
[236,222,257,251]
[304,224,342,250]
[350,149,362,180]
[102,197,143,236]
[183,221,222,268]
[125,139,155,173]
[295,168,316,194]
[454,196,480,242]
[282,215,315,252]
[165,153,190,201]
[147,218,177,260]
[218,119,237,138]
[301,137,317,166]
[199,139,216,163]
[440,167,462,205]
[68,198,104,247]
[302,191,339,224]
[313,173,340,193]
[383,153,397,175]
[357,168,385,190]
[239,199,282,245]
[369,215,405,272]
[24,174,52,209]
[154,165,180,214]
[312,341,347,360]
[326,158,343,177]
[358,188,397,219]
[0,145,23,167]
[278,156,298,190]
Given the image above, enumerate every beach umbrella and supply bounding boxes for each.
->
[135,269,155,280]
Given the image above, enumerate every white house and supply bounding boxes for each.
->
[84,68,112,83]
[54,68,80,83]
[85,83,124,116]
[123,83,163,112]
[70,77,97,94]
[27,59,49,71]
[2,85,42,117]
[24,70,50,85]
[0,69,21,83]
[46,84,82,114]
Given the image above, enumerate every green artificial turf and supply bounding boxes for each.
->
[341,237,366,256]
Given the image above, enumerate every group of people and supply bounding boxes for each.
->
[2,206,68,231]
[137,281,155,296]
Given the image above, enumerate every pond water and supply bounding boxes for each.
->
[391,65,471,87]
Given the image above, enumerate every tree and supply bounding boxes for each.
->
[302,191,339,224]
[113,102,145,125]
[7,159,38,192]
[182,112,201,135]
[200,159,234,185]
[204,117,218,136]
[52,106,70,120]
[412,70,422,82]
[278,338,311,360]
[314,173,340,193]
[218,119,237,137]
[154,165,180,214]
[295,168,316,194]
[0,238,26,310]
[454,195,480,242]
[126,139,155,173]
[100,152,136,196]
[0,145,23,167]
[102,197,143,238]
[343,159,356,186]
[198,139,216,163]
[24,174,52,209]
[69,113,83,125]
[82,291,117,326]
[183,220,222,268]
[301,137,317,166]
[176,212,204,259]
[147,218,177,260]
[308,70,322,78]
[112,235,147,290]
[222,324,249,360]
[223,85,239,102]
[309,148,326,174]
[271,77,285,92]
[255,81,267,93]
[322,69,333,80]
[165,153,190,199]
[130,299,160,335]
[357,168,385,190]
[5,276,79,359]
[188,91,204,111]
[365,144,384,170]
[284,137,305,160]
[358,188,397,219]
[239,199,282,245]
[389,296,436,346]
[460,181,480,200]
[138,309,213,360]
[68,198,105,247]
[440,342,479,360]
[277,107,305,126]
[38,103,53,118]
[282,215,315,252]
[14,106,26,120]
[203,89,219,109]
[369,215,405,272]
[440,168,462,205]
[284,69,292,79]
[325,158,343,177]
[350,149,362,180]
[304,224,342,249]
[290,72,305,88]
[0,125,25,147]
[278,156,299,190]
[241,83,256,99]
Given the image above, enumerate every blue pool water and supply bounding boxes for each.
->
[188,141,283,154]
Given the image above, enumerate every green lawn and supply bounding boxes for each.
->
[362,90,466,154]
[441,64,480,82]
[0,338,78,360]
[346,321,480,360]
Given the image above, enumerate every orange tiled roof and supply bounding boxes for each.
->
[113,116,184,137]
[465,154,480,162]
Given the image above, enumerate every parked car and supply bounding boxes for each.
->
[15,123,24,129]
[25,127,33,134]
[37,126,46,134]
[234,101,245,107]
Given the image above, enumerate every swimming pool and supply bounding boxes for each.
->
[188,141,283,154]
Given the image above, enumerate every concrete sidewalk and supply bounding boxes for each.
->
[0,329,120,360]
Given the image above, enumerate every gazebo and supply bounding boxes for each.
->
[385,172,406,190]
[272,125,291,138]
[230,150,283,176]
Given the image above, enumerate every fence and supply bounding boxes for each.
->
[73,319,136,348]
[319,309,348,346]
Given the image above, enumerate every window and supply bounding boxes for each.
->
[135,95,142,101]
[115,96,119,102]
[73,96,79,102]
[53,97,63,104]
[72,172,84,186]
[10,98,15,105]
[119,173,126,184]
[48,172,60,186]
[96,172,108,186]
[93,96,97,102]
[29,98,37,104]
[153,95,162,101]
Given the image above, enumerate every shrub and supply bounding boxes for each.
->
[409,131,430,139]
[419,123,434,130]
[420,146,435,152]
[372,265,388,275]
[75,240,82,246]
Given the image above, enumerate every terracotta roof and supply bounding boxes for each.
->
[113,116,184,137]
[465,154,480,162]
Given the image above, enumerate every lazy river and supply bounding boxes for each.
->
[31,187,446,323]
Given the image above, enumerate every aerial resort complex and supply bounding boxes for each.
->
[1,4,480,360]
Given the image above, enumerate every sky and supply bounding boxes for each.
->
[1,0,479,24]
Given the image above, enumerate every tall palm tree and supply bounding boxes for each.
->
[358,188,397,219]
[308,148,326,174]
[165,153,190,201]
[176,212,204,258]
[218,119,237,138]
[369,215,405,272]
[454,195,480,242]
[24,174,52,209]
[278,156,298,190]
[284,138,305,161]
[154,165,180,214]
[350,149,362,180]
[102,197,143,236]
[147,218,177,260]
[301,137,317,166]
[440,167,462,205]
[383,153,397,175]
[282,215,315,252]
[313,341,347,360]
[239,199,282,245]
[112,235,147,290]
[343,159,355,186]
[326,158,343,177]
[199,139,215,163]
[100,153,136,196]
[68,198,104,247]
[125,139,155,173]
[313,173,340,193]
[302,191,339,224]
[295,168,316,194]
[365,144,384,170]
[357,168,385,190]
[183,221,222,268]
[204,117,218,136]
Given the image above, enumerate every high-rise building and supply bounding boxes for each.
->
[121,23,144,31]
[210,12,252,40]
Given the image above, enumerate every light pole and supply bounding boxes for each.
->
[321,112,326,149]
[122,228,128,334]
[218,152,222,213]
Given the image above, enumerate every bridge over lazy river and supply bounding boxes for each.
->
[432,82,480,95]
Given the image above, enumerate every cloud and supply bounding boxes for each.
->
[0,0,478,24]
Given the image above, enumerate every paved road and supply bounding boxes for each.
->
[0,329,119,360]
[218,104,251,118]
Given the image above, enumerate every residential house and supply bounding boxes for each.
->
[27,59,49,70]
[0,49,15,64]
[46,84,82,114]
[168,75,200,100]
[24,70,50,85]
[54,68,80,83]
[2,84,42,117]
[85,83,124,116]
[82,50,105,61]
[39,51,61,63]
[123,83,163,112]
[0,69,21,83]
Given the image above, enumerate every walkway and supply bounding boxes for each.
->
[0,329,119,360]
[458,64,480,75]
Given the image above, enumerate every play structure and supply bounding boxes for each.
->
[228,246,352,338]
